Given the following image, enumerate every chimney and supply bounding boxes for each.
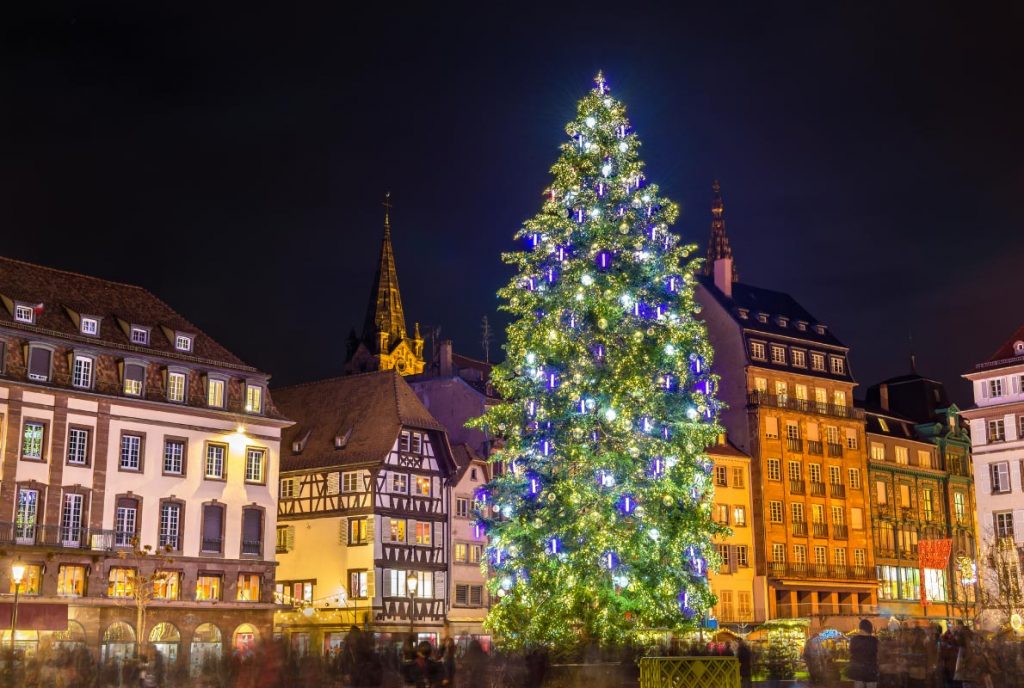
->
[713,257,734,298]
[439,340,454,377]
[879,383,890,411]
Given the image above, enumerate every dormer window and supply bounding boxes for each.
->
[736,308,749,320]
[174,334,193,352]
[830,356,846,375]
[207,376,226,408]
[815,324,827,335]
[756,312,769,324]
[795,320,808,331]
[750,341,767,361]
[123,362,145,397]
[14,304,34,324]
[776,316,789,328]
[130,327,150,346]
[791,349,807,368]
[245,384,263,414]
[1015,341,1024,356]
[770,345,787,365]
[80,317,99,336]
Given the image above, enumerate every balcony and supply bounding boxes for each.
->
[789,480,806,495]
[0,523,118,550]
[201,538,223,554]
[769,561,874,581]
[831,483,847,499]
[827,443,843,457]
[812,522,829,538]
[810,481,826,497]
[787,438,804,453]
[833,524,849,539]
[792,521,808,537]
[242,539,263,556]
[749,392,865,420]
[807,440,823,455]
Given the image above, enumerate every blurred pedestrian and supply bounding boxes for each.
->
[849,618,880,688]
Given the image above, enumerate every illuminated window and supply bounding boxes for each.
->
[848,469,861,489]
[348,518,368,545]
[343,472,366,493]
[280,478,295,498]
[733,506,747,527]
[715,504,729,524]
[237,574,261,601]
[772,543,786,562]
[123,363,145,396]
[793,545,807,564]
[895,446,909,465]
[80,317,98,335]
[130,327,149,345]
[715,466,728,486]
[854,549,866,567]
[788,461,801,481]
[834,548,846,566]
[108,568,136,598]
[414,476,431,497]
[454,543,467,563]
[830,357,845,375]
[154,571,180,600]
[10,564,40,595]
[245,385,263,414]
[57,565,86,597]
[389,519,406,543]
[414,521,432,546]
[833,390,846,408]
[349,571,368,599]
[767,459,781,481]
[207,378,225,408]
[870,443,886,461]
[791,350,806,367]
[469,544,482,563]
[770,345,786,364]
[167,371,186,402]
[749,342,766,360]
[876,480,888,505]
[810,352,825,371]
[954,492,966,523]
[736,546,749,567]
[195,575,222,601]
[731,467,745,487]
[989,420,1006,442]
[814,546,827,565]
[791,503,805,523]
[174,334,193,352]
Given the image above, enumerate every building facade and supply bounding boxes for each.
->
[707,435,765,629]
[0,256,286,666]
[696,185,876,633]
[272,371,457,653]
[446,445,491,641]
[961,325,1024,628]
[862,404,976,622]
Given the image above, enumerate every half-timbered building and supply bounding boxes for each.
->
[272,370,457,652]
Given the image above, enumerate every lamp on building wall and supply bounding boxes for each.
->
[407,575,419,638]
[10,559,26,653]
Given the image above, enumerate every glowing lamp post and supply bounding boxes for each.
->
[406,575,418,638]
[10,560,26,654]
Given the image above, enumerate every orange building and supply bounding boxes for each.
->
[697,183,876,632]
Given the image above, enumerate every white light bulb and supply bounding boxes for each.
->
[601,164,612,177]
[665,344,675,355]
[603,98,612,107]
[526,352,536,364]
[686,407,698,420]
[619,142,628,152]
[590,207,601,217]
[605,408,617,421]
[581,274,593,286]
[585,116,596,128]
[648,528,660,541]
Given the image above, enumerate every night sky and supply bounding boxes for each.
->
[3,3,1022,404]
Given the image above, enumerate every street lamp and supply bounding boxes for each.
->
[10,560,26,654]
[406,574,418,640]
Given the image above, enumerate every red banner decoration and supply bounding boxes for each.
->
[918,539,953,606]
[0,602,68,630]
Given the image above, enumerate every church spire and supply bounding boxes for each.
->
[704,180,739,282]
[361,192,408,352]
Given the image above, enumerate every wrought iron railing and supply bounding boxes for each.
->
[0,522,119,550]
[748,392,864,420]
[807,440,823,455]
[810,481,826,497]
[833,524,849,539]
[789,480,805,495]
[813,522,829,538]
[831,483,847,499]
[792,521,808,536]
[827,443,843,457]
[786,438,803,453]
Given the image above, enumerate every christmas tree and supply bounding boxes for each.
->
[473,73,725,649]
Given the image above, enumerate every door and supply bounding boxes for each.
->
[61,494,83,547]
[16,489,39,544]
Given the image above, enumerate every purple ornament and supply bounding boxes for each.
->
[667,276,679,293]
[596,251,612,270]
[620,495,636,514]
[650,457,665,477]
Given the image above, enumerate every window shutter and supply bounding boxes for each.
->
[806,423,820,441]
[28,347,51,379]
[286,526,295,551]
[382,517,391,542]
[340,519,349,545]
[365,516,375,542]
[409,520,418,544]
[982,382,990,399]
[366,570,375,599]
[1014,511,1024,544]
[326,472,340,495]
[381,570,391,597]
[434,571,444,598]
[1015,377,1022,395]
[729,546,739,573]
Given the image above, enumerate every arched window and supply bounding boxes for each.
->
[189,623,222,676]
[53,620,87,650]
[149,622,181,662]
[102,621,136,661]
[232,623,259,655]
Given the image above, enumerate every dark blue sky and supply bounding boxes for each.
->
[2,2,1022,403]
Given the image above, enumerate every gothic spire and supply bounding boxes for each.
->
[704,179,739,282]
[361,192,408,352]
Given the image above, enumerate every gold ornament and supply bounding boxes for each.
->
[598,318,608,330]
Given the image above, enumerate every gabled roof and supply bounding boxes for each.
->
[0,255,251,370]
[699,276,846,349]
[860,403,920,439]
[451,443,487,483]
[706,435,750,459]
[274,369,447,472]
[972,323,1024,372]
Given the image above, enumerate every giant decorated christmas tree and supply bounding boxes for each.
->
[473,73,725,648]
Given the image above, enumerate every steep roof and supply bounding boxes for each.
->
[699,277,846,349]
[451,443,487,483]
[703,180,739,282]
[706,435,750,459]
[974,323,1024,372]
[274,369,447,472]
[359,201,408,352]
[0,255,251,370]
